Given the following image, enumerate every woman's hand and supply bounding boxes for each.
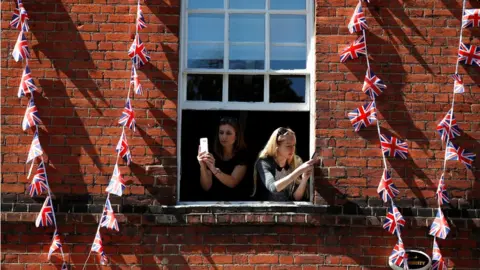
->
[295,161,314,175]
[202,153,216,172]
[197,146,207,168]
[301,167,313,181]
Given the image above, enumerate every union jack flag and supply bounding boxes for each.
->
[26,131,43,164]
[380,134,408,159]
[348,1,368,34]
[10,0,29,32]
[362,69,386,99]
[22,98,42,131]
[383,205,405,235]
[18,65,37,98]
[105,164,126,196]
[48,230,62,260]
[116,132,132,165]
[458,42,480,66]
[452,74,464,94]
[137,6,147,30]
[432,238,447,270]
[389,238,407,268]
[91,232,105,255]
[446,141,476,170]
[130,65,143,95]
[12,31,30,62]
[437,109,461,141]
[128,34,150,68]
[429,208,450,239]
[377,169,399,203]
[462,9,480,28]
[28,161,48,197]
[35,196,54,227]
[100,199,119,231]
[436,174,449,206]
[118,99,136,132]
[348,101,376,132]
[340,35,366,63]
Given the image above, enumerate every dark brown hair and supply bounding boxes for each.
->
[213,117,246,159]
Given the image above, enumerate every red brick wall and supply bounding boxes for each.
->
[1,0,480,269]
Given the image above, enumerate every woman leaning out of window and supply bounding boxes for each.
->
[252,127,318,201]
[197,117,248,201]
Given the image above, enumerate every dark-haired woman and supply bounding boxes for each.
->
[197,117,248,201]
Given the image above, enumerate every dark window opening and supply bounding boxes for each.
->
[180,110,310,202]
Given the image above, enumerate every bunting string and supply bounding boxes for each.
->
[10,0,68,268]
[343,1,409,268]
[429,0,478,268]
[82,0,149,267]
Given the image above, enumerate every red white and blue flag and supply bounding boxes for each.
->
[389,238,407,268]
[26,131,43,164]
[380,134,408,159]
[383,205,405,235]
[28,161,48,197]
[10,0,29,32]
[340,35,366,63]
[116,132,132,165]
[105,164,126,196]
[452,74,464,94]
[118,99,136,132]
[130,65,143,95]
[458,42,480,66]
[429,208,450,239]
[436,174,449,206]
[91,232,105,255]
[100,199,119,231]
[348,101,376,132]
[35,196,54,227]
[18,65,37,98]
[128,34,150,68]
[362,69,386,99]
[432,238,447,270]
[462,9,480,28]
[48,230,62,260]
[348,1,368,34]
[137,6,147,30]
[12,31,30,62]
[437,109,461,141]
[446,141,476,170]
[377,169,399,203]
[22,98,42,131]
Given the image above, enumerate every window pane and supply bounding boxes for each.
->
[228,75,264,102]
[229,14,265,42]
[270,45,306,69]
[269,76,306,103]
[229,0,265,9]
[229,44,265,69]
[186,74,223,101]
[188,14,224,42]
[270,15,306,43]
[188,43,224,68]
[188,0,223,9]
[270,0,305,10]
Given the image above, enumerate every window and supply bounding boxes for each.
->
[178,0,315,204]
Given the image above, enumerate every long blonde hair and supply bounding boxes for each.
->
[251,127,303,197]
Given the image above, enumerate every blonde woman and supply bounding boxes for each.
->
[252,127,318,201]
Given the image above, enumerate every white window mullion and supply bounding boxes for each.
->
[223,2,229,103]
[264,1,270,104]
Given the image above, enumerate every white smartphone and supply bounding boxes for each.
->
[200,138,209,153]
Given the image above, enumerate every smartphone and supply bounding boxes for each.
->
[200,138,209,153]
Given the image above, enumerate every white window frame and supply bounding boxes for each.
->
[177,0,316,205]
